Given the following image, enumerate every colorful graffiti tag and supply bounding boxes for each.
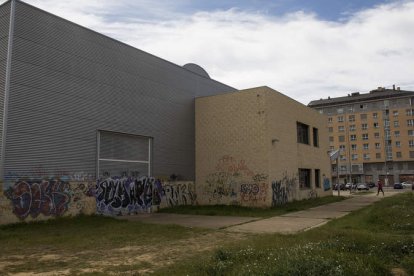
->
[4,180,71,219]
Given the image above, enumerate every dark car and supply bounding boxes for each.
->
[333,184,345,190]
[393,183,403,189]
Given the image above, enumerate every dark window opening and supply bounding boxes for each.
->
[299,168,311,189]
[313,127,319,147]
[315,169,320,188]
[297,122,309,145]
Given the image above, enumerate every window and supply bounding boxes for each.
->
[315,169,320,188]
[373,113,378,119]
[362,133,369,140]
[337,116,344,122]
[352,154,358,160]
[350,134,356,141]
[348,115,355,122]
[340,165,347,172]
[339,136,345,142]
[361,123,368,130]
[410,151,414,158]
[340,155,346,161]
[409,130,414,136]
[395,141,401,148]
[329,136,334,142]
[360,104,367,110]
[351,144,356,151]
[409,140,414,148]
[299,169,311,189]
[338,126,345,132]
[393,110,399,117]
[363,153,370,160]
[350,125,356,131]
[376,153,381,159]
[363,143,369,150]
[408,119,414,126]
[329,146,334,151]
[297,122,309,144]
[337,108,344,114]
[348,106,354,112]
[360,114,367,120]
[313,128,319,147]
[339,145,346,151]
[328,127,333,133]
[406,109,414,116]
[328,117,333,123]
[373,122,379,128]
[384,120,390,127]
[394,121,399,127]
[395,131,400,137]
[375,133,380,139]
[396,152,402,158]
[375,143,380,149]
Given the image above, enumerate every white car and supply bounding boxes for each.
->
[401,182,413,189]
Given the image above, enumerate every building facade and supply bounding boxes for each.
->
[308,87,414,186]
[196,87,332,207]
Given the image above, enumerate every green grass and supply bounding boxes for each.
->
[159,196,346,217]
[155,193,414,275]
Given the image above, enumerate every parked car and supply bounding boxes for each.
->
[345,183,352,190]
[333,183,345,190]
[367,182,376,188]
[357,183,369,191]
[393,183,403,189]
[401,182,413,189]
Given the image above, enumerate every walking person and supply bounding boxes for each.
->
[377,179,384,196]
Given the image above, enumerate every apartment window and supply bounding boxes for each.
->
[348,115,355,122]
[394,121,399,127]
[315,169,320,188]
[337,108,344,114]
[363,143,369,150]
[337,116,344,122]
[339,136,345,142]
[408,119,414,126]
[360,104,367,110]
[348,106,354,112]
[362,133,369,140]
[360,114,367,120]
[350,125,356,131]
[375,143,380,149]
[329,146,334,151]
[373,122,379,128]
[410,151,414,158]
[373,112,378,119]
[396,152,402,158]
[329,136,334,142]
[376,153,381,159]
[375,133,380,139]
[351,144,357,151]
[340,165,347,172]
[328,117,333,123]
[338,126,345,132]
[363,153,370,160]
[339,145,346,151]
[313,128,319,147]
[299,169,311,189]
[350,134,356,141]
[297,122,309,144]
[340,155,347,161]
[361,123,368,130]
[409,140,414,148]
[352,154,358,160]
[328,127,333,133]
[395,141,401,148]
[408,130,414,136]
[393,110,399,117]
[406,109,414,116]
[384,120,390,127]
[395,131,400,137]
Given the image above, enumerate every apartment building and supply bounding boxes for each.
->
[308,87,414,186]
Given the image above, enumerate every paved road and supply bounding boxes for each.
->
[118,189,409,234]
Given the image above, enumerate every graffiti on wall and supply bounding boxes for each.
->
[4,180,71,219]
[164,182,196,207]
[323,175,331,191]
[308,189,318,199]
[272,173,297,206]
[204,155,268,205]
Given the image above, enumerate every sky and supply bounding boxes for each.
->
[3,0,414,104]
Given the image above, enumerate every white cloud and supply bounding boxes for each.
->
[4,0,414,104]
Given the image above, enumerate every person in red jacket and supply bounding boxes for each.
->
[377,180,384,196]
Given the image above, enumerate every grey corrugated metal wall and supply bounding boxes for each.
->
[0,1,11,177]
[3,1,235,184]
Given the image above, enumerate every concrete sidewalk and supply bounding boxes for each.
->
[118,190,406,234]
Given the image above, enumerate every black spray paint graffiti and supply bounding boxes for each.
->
[96,177,158,215]
[272,173,297,206]
[164,183,196,207]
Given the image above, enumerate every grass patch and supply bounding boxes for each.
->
[159,196,346,217]
[155,193,414,275]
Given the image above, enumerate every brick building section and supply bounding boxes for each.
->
[195,86,331,207]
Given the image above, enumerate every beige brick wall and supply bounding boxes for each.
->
[196,86,331,207]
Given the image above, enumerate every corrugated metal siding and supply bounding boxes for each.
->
[4,1,235,181]
[0,1,10,178]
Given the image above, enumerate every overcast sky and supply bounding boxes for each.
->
[3,0,414,104]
